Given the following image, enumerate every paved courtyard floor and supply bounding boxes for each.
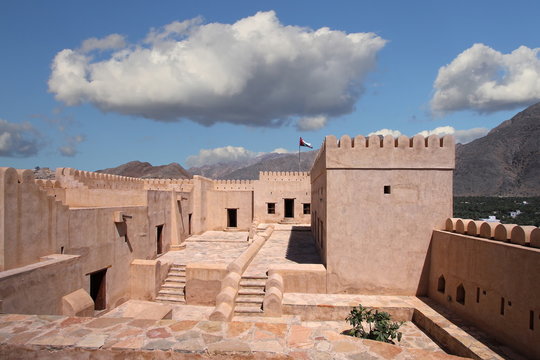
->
[245,224,322,277]
[158,231,250,265]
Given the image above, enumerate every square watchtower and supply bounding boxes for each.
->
[311,134,455,295]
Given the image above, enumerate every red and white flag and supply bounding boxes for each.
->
[299,137,313,148]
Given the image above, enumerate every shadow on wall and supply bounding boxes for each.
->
[285,226,323,264]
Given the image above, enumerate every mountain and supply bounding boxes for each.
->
[454,102,540,196]
[188,152,283,179]
[97,161,192,179]
[222,150,318,179]
[188,151,317,179]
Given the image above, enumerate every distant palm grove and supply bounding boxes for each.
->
[454,197,540,227]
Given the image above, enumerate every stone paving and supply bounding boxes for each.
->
[0,313,467,359]
[158,231,250,265]
[245,224,322,277]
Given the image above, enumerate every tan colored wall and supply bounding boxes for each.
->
[0,254,82,314]
[268,264,326,293]
[254,172,311,223]
[312,134,454,295]
[428,230,540,360]
[0,168,69,271]
[185,263,228,305]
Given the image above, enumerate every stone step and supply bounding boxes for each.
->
[242,275,268,280]
[239,279,266,287]
[169,269,186,276]
[159,288,184,296]
[236,296,264,304]
[161,282,185,289]
[234,306,263,315]
[238,288,265,296]
[171,264,186,269]
[165,276,186,283]
[156,295,186,304]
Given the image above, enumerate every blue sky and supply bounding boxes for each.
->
[1,0,539,171]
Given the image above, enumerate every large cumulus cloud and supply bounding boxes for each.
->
[49,11,386,127]
[431,44,540,115]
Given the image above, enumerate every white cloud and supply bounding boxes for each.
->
[431,44,540,115]
[368,126,489,144]
[80,34,126,53]
[0,119,43,157]
[186,146,260,167]
[186,145,293,167]
[49,11,386,127]
[271,148,290,154]
[368,128,403,137]
[296,115,328,131]
[59,134,85,157]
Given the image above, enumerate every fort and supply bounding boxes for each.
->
[0,134,538,359]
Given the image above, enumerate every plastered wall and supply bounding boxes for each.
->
[254,172,311,223]
[312,134,454,295]
[428,229,540,360]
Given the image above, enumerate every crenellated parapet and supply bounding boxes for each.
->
[213,179,254,191]
[55,167,195,191]
[143,178,194,192]
[317,134,454,171]
[258,171,310,182]
[445,218,540,249]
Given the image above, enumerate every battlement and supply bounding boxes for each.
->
[55,167,194,192]
[313,134,454,176]
[445,218,540,249]
[212,179,254,191]
[258,171,310,181]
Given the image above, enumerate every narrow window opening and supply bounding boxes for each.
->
[437,275,445,293]
[456,284,465,305]
[90,268,107,311]
[384,185,391,194]
[188,214,192,235]
[156,224,164,255]
[267,203,276,214]
[303,203,311,215]
[530,311,535,330]
[60,246,64,254]
[476,287,480,303]
[500,297,505,315]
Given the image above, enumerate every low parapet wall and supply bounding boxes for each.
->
[428,229,540,359]
[445,217,539,248]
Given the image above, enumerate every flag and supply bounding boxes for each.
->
[299,137,313,148]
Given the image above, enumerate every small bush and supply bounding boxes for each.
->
[344,304,403,344]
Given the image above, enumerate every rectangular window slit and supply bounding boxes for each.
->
[384,185,391,194]
[530,311,535,330]
[476,287,480,303]
[500,297,505,315]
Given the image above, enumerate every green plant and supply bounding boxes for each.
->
[344,304,403,344]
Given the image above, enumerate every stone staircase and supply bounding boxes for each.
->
[156,264,186,304]
[234,275,267,316]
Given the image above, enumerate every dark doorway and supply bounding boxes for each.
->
[227,209,237,228]
[156,224,164,255]
[90,268,107,310]
[188,214,192,235]
[284,199,294,218]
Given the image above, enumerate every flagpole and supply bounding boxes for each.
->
[298,140,301,172]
